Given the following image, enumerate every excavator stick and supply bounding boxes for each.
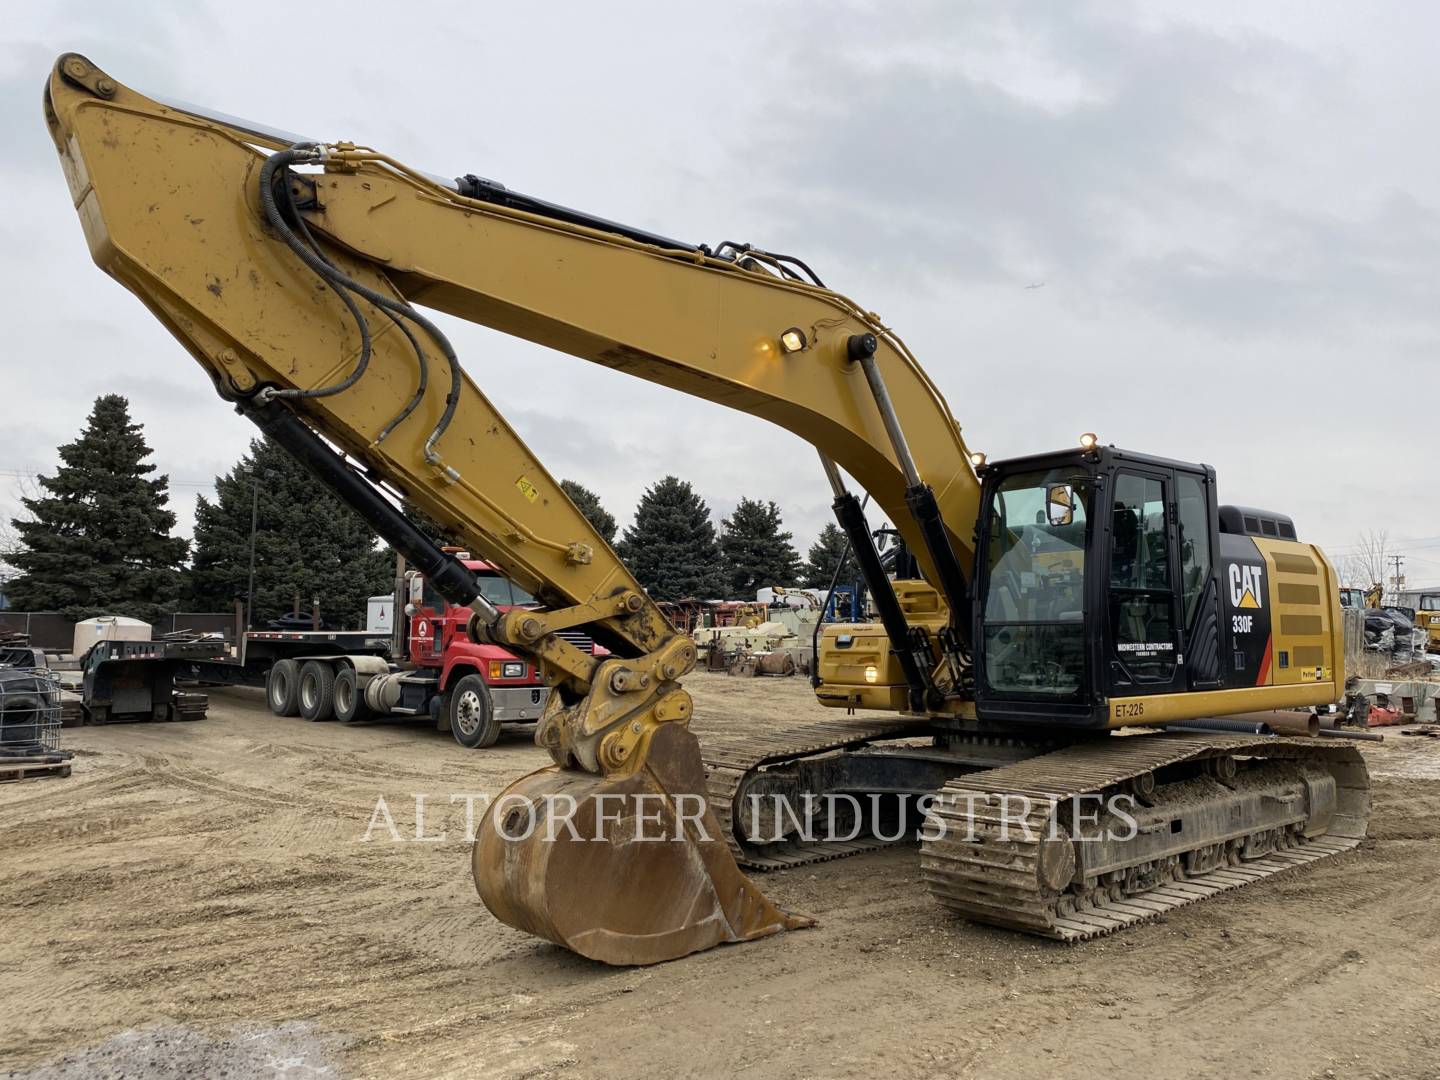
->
[475,724,812,965]
[42,53,831,965]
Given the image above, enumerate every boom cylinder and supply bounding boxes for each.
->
[241,397,498,619]
[821,453,934,710]
[848,334,973,649]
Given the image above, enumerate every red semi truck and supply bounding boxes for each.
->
[197,558,589,748]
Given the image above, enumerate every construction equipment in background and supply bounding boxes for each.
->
[1411,593,1440,652]
[698,590,824,677]
[46,56,1368,965]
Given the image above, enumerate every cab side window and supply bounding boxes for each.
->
[1109,473,1175,682]
[1176,473,1211,628]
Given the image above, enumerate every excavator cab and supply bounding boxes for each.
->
[972,446,1341,729]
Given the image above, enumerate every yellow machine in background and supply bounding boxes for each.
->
[45,55,1368,964]
[1414,594,1440,651]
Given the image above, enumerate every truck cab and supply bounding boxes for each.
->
[260,559,594,748]
[393,558,594,747]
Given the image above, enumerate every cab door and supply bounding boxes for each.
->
[1174,470,1225,689]
[407,573,445,663]
[1104,468,1185,696]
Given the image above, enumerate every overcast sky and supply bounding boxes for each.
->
[3,1,1437,585]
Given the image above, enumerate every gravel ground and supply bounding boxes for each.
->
[2,675,1438,1079]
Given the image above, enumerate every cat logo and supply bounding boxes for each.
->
[1228,564,1264,610]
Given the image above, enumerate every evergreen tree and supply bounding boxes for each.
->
[190,437,391,628]
[719,497,801,596]
[560,479,617,545]
[802,522,858,589]
[8,395,187,623]
[618,476,725,600]
[402,497,458,548]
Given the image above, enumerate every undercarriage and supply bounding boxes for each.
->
[703,720,1369,939]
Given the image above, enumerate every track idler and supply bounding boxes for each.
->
[473,724,813,965]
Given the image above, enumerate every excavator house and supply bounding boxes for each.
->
[45,55,1368,966]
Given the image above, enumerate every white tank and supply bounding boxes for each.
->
[71,615,151,658]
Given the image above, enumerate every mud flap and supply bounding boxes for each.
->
[473,724,814,965]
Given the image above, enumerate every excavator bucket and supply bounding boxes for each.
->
[474,724,813,965]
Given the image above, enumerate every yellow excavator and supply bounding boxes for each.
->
[45,55,1369,965]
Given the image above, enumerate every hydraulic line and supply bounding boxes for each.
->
[288,192,429,444]
[819,451,935,710]
[258,146,463,469]
[240,396,497,622]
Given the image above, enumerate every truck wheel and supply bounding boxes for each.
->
[267,659,301,717]
[333,667,372,724]
[298,661,336,722]
[448,674,501,748]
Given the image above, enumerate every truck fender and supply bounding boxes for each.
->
[440,662,479,692]
[337,653,393,684]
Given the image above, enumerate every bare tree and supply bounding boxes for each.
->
[1339,529,1391,598]
[0,473,40,591]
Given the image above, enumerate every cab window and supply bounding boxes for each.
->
[1176,473,1210,627]
[476,574,514,606]
[1109,472,1175,682]
[475,573,538,608]
[421,575,447,611]
[981,467,1090,698]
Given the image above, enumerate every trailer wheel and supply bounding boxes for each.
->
[448,674,501,748]
[333,667,372,724]
[267,659,301,717]
[298,661,336,722]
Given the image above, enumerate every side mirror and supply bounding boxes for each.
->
[1045,484,1075,527]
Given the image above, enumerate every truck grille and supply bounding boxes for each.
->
[556,629,594,654]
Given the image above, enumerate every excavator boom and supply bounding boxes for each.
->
[43,54,979,964]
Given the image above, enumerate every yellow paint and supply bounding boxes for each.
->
[1107,682,1338,728]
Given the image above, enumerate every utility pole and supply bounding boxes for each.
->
[245,473,261,630]
[1389,553,1405,606]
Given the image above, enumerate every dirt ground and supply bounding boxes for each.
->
[3,673,1439,1080]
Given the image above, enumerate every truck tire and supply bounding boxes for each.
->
[267,659,301,717]
[333,667,372,724]
[448,674,501,748]
[298,660,336,722]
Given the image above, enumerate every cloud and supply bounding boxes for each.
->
[2,0,1436,591]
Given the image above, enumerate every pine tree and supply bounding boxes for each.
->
[8,395,187,623]
[560,479,617,545]
[190,437,392,628]
[802,522,858,589]
[618,476,725,600]
[719,497,801,596]
[401,497,459,548]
